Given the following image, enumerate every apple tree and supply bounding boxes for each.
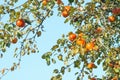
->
[42,0,120,80]
[0,0,120,80]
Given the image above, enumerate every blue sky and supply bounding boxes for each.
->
[0,0,105,80]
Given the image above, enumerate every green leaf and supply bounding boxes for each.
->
[68,0,74,3]
[94,65,97,68]
[51,76,56,80]
[60,66,65,75]
[97,59,102,65]
[76,76,80,80]
[74,60,80,68]
[64,18,69,23]
[51,45,59,51]
[45,55,51,65]
[42,52,52,59]
[53,69,59,74]
[57,39,62,44]
[47,52,52,56]
[103,66,107,71]
[56,74,62,80]
[84,71,89,74]
[2,48,6,52]
[75,72,79,75]
[68,68,71,72]
[46,60,50,66]
[6,42,10,47]
[42,54,46,59]
[21,51,25,56]
[57,54,63,61]
[101,0,106,3]
[17,32,22,39]
[24,19,31,25]
[114,68,119,73]
[0,53,3,58]
[52,58,56,64]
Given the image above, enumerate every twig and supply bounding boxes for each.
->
[78,62,85,80]
[0,69,9,80]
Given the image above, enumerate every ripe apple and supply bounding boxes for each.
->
[90,77,96,80]
[87,62,95,69]
[11,38,18,44]
[108,16,115,22]
[62,10,69,17]
[16,19,25,27]
[69,33,77,42]
[76,38,86,46]
[86,42,95,51]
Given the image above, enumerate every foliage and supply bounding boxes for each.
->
[0,0,120,80]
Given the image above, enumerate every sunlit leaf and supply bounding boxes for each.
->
[51,45,59,51]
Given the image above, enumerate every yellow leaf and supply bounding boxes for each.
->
[1,68,5,74]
